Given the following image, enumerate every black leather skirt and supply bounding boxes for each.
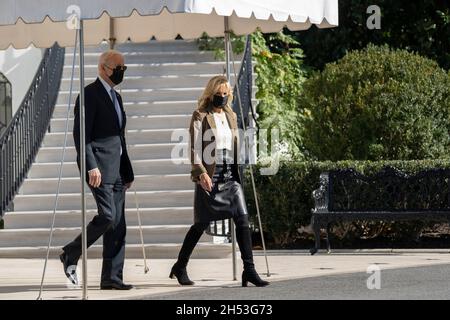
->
[193,163,248,223]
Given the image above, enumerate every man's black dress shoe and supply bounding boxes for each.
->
[59,252,78,285]
[100,281,134,290]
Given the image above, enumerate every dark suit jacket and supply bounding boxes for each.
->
[73,78,134,184]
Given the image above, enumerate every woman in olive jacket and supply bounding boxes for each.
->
[169,75,269,287]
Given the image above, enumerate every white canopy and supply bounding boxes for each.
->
[0,0,338,49]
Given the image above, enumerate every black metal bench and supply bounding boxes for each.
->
[309,166,450,255]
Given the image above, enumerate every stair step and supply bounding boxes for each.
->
[67,51,218,65]
[0,243,231,259]
[55,88,205,106]
[28,159,190,178]
[59,74,231,91]
[35,143,189,163]
[49,114,191,132]
[52,96,257,119]
[42,128,192,147]
[13,190,194,211]
[0,225,211,247]
[4,207,194,229]
[52,100,198,118]
[55,84,257,106]
[19,174,193,195]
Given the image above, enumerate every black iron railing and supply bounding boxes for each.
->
[0,43,65,217]
[206,35,255,239]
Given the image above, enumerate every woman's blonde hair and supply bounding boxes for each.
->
[197,75,234,113]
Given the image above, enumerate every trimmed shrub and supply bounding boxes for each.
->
[298,45,450,161]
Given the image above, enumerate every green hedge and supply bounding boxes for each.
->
[244,160,450,247]
[251,31,307,159]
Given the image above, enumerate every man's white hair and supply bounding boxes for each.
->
[98,50,123,70]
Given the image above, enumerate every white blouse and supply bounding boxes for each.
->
[213,112,233,163]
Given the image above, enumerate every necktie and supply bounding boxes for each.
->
[110,88,123,128]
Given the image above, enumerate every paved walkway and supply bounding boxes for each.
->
[1,249,450,300]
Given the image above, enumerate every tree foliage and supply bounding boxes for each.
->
[294,0,450,70]
[298,45,450,161]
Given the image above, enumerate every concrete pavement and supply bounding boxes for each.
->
[1,249,450,300]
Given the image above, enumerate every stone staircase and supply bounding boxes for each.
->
[0,40,248,259]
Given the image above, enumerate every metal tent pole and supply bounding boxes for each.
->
[36,32,79,301]
[116,84,148,274]
[109,17,116,49]
[224,16,237,282]
[78,19,88,300]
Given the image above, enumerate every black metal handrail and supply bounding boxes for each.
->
[0,43,65,217]
[206,35,255,239]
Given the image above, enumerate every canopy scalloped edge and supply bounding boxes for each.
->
[0,1,338,26]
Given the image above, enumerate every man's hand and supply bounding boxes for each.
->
[88,168,102,188]
[199,173,212,192]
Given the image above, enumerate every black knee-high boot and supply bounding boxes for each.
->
[170,225,204,285]
[235,226,270,287]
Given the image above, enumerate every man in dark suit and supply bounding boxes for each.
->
[59,50,134,290]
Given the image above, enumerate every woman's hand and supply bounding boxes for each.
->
[199,173,213,192]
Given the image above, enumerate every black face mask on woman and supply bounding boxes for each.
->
[109,67,125,85]
[212,94,228,108]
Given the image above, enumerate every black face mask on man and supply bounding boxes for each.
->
[212,94,228,108]
[108,67,125,85]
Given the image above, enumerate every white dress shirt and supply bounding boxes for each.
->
[99,76,115,101]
